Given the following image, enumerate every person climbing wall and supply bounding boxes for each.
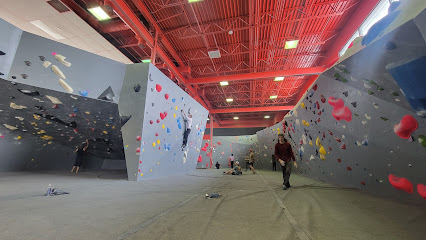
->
[71,139,89,174]
[181,109,192,149]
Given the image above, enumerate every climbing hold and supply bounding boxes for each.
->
[328,97,344,107]
[351,102,357,108]
[52,65,66,79]
[136,148,141,153]
[418,135,426,147]
[300,103,306,109]
[155,132,159,137]
[332,106,352,122]
[172,98,176,102]
[394,115,418,139]
[217,141,222,145]
[162,124,165,129]
[167,127,171,134]
[341,144,346,150]
[361,181,366,186]
[10,102,27,110]
[165,94,169,100]
[365,114,371,120]
[160,112,165,120]
[384,41,396,50]
[150,120,153,124]
[156,84,162,92]
[388,174,413,193]
[368,90,374,95]
[152,142,156,147]
[120,115,131,126]
[79,90,88,97]
[136,136,141,141]
[3,124,18,130]
[337,158,341,163]
[18,89,40,96]
[319,146,326,155]
[59,78,73,93]
[157,119,160,123]
[134,84,141,92]
[417,184,426,199]
[346,167,352,171]
[380,117,388,121]
[390,91,399,96]
[312,84,317,91]
[342,91,348,97]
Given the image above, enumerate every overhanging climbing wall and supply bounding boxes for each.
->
[0,18,22,78]
[119,63,208,181]
[257,8,426,203]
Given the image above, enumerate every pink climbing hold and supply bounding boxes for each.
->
[332,106,352,122]
[328,96,344,107]
[136,148,141,153]
[220,152,225,155]
[73,129,78,133]
[388,174,413,193]
[155,132,159,137]
[156,84,162,92]
[165,94,169,100]
[156,119,160,123]
[138,169,141,172]
[51,52,57,55]
[394,115,418,139]
[417,184,426,199]
[137,136,141,141]
[312,84,318,91]
[164,112,167,117]
[206,152,212,157]
[139,160,142,163]
[150,120,153,124]
[197,155,203,162]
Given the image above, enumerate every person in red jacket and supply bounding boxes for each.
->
[275,134,297,190]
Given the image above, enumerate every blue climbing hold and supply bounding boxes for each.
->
[73,108,79,112]
[79,90,88,97]
[172,98,176,103]
[167,127,171,134]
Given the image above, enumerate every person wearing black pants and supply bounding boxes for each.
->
[275,134,297,190]
[272,154,277,171]
[181,109,192,149]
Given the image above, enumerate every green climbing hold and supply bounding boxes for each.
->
[418,135,426,147]
[377,86,384,91]
[380,117,388,121]
[343,69,350,74]
[368,90,374,95]
[354,114,359,117]
[391,91,399,96]
[368,80,378,86]
[334,73,348,83]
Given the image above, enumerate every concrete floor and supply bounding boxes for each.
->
[1,169,425,240]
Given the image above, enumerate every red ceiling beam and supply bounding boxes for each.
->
[320,0,380,67]
[187,67,326,85]
[210,106,294,114]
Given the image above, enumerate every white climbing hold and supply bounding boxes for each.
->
[54,54,71,67]
[365,114,371,120]
[43,61,51,68]
[46,95,63,104]
[15,117,24,121]
[52,65,66,79]
[3,124,18,130]
[10,102,27,109]
[59,78,73,93]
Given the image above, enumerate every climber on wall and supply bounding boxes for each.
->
[181,108,192,150]
[71,139,89,174]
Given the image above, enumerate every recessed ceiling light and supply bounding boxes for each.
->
[285,40,299,49]
[188,0,203,2]
[88,7,111,21]
[264,116,270,118]
[141,59,151,63]
[30,20,65,40]
[233,116,239,120]
[228,30,234,35]
[274,76,285,81]
[270,95,278,99]
[226,98,233,102]
[208,49,221,59]
[220,81,229,86]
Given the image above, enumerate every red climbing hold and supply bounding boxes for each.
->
[335,137,341,142]
[150,120,153,124]
[328,96,344,107]
[165,94,169,100]
[139,160,142,163]
[206,152,212,157]
[394,115,418,139]
[52,104,58,108]
[164,112,167,117]
[217,141,222,145]
[138,169,141,172]
[317,118,321,122]
[329,147,332,151]
[136,148,141,153]
[197,155,203,162]
[312,84,317,91]
[320,95,326,103]
[332,106,352,122]
[361,181,366,186]
[69,114,76,117]
[160,112,165,120]
[346,167,352,171]
[328,130,333,135]
[156,84,162,92]
[388,174,413,193]
[90,128,94,131]
[417,184,426,199]
[318,111,322,116]
[316,101,320,110]
[155,132,159,137]
[341,144,346,150]
[337,158,342,163]
[137,136,141,141]
[322,132,325,138]
[201,142,208,151]
[73,129,78,133]
[156,119,160,123]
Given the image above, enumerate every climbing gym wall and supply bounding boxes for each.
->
[7,31,126,101]
[276,8,426,203]
[0,18,22,78]
[0,78,124,171]
[119,63,208,181]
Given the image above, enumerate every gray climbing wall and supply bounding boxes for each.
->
[0,18,22,78]
[0,78,124,172]
[119,63,208,181]
[255,8,426,203]
[7,31,126,101]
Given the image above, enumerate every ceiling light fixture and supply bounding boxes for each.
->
[188,0,203,2]
[284,40,299,49]
[208,49,221,59]
[226,98,233,102]
[274,76,285,81]
[88,6,111,21]
[30,20,65,40]
[141,59,151,63]
[228,30,234,35]
[264,116,270,119]
[233,117,239,120]
[270,95,278,99]
[220,81,229,86]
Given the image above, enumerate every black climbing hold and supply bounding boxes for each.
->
[0,50,5,55]
[152,103,154,107]
[21,74,28,79]
[39,56,46,61]
[18,89,40,96]
[24,61,31,66]
[120,115,132,126]
[134,84,141,92]
[384,41,396,50]
[351,102,357,108]
[343,91,348,97]
[0,72,4,75]
[97,86,116,103]
[34,113,77,128]
[9,96,15,99]
[11,76,16,79]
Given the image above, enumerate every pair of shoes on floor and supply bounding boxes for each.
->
[283,185,287,190]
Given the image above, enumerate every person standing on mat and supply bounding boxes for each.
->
[272,154,277,171]
[181,109,192,149]
[229,154,235,168]
[71,139,89,174]
[244,154,250,171]
[275,134,297,190]
[215,161,221,169]
[249,149,256,174]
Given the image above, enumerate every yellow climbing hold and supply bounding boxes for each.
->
[316,137,321,147]
[48,141,52,145]
[175,106,178,110]
[140,173,143,176]
[93,121,97,123]
[103,131,108,134]
[319,146,326,155]
[31,122,37,126]
[85,111,90,114]
[106,124,109,127]
[150,169,153,172]
[173,113,176,118]
[46,121,52,124]
[309,141,313,146]
[37,130,46,134]
[17,136,22,140]
[157,162,159,164]
[157,139,160,144]
[152,142,156,147]
[33,115,41,120]
[112,126,116,129]
[320,154,325,160]
[162,124,165,129]
[142,149,144,152]
[301,102,306,108]
[41,135,53,140]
